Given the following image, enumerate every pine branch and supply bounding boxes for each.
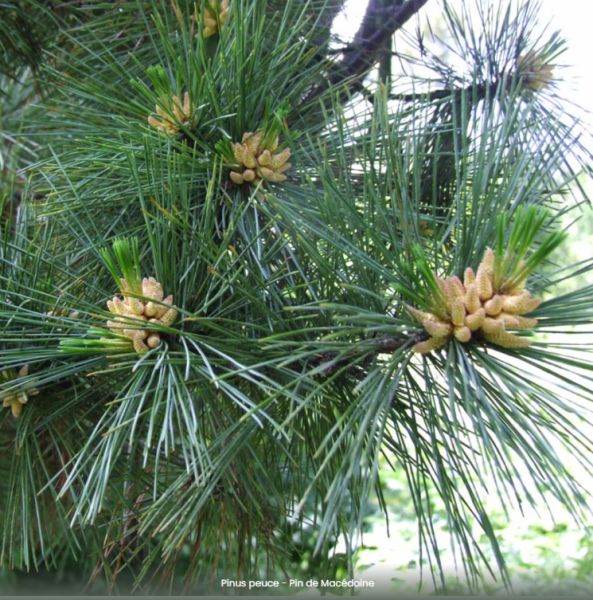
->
[2,0,593,592]
[305,0,432,103]
[308,331,427,376]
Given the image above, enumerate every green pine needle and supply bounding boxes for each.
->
[100,237,143,295]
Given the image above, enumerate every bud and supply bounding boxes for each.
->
[158,306,179,327]
[143,277,164,302]
[449,276,465,298]
[147,334,162,349]
[230,171,245,185]
[407,305,439,324]
[242,169,256,182]
[127,297,145,316]
[270,147,292,170]
[481,248,495,278]
[258,150,272,167]
[153,295,174,319]
[481,317,504,335]
[510,315,538,330]
[408,246,540,354]
[132,331,151,354]
[494,312,520,329]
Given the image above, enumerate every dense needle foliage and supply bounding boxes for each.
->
[0,0,592,594]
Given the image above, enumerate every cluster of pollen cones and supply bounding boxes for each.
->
[516,51,554,95]
[148,92,193,135]
[106,277,178,354]
[200,0,231,37]
[408,248,541,354]
[230,131,291,185]
[0,366,39,418]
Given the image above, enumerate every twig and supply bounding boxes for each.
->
[309,331,427,376]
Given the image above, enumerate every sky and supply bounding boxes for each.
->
[538,0,593,126]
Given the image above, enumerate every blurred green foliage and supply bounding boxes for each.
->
[2,451,593,596]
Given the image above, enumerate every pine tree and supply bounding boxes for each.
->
[1,0,592,594]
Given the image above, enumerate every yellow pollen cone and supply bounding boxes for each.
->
[450,297,466,327]
[413,336,448,354]
[481,317,505,334]
[465,307,486,331]
[476,265,493,301]
[423,320,452,338]
[464,267,476,288]
[454,326,472,343]
[482,330,532,349]
[511,315,539,330]
[481,248,495,277]
[484,295,503,316]
[502,292,541,315]
[464,284,481,314]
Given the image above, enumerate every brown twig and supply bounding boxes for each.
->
[309,331,427,377]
